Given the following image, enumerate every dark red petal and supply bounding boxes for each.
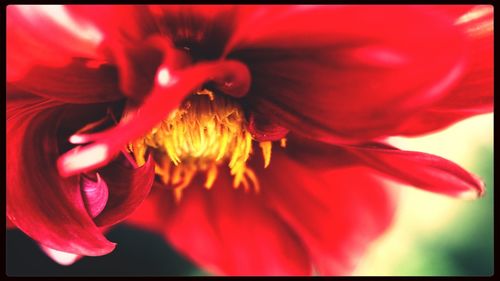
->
[251,148,398,275]
[93,154,155,227]
[396,5,493,136]
[167,175,311,275]
[229,6,468,142]
[125,183,172,234]
[81,173,109,218]
[7,94,115,256]
[7,5,103,82]
[342,142,485,198]
[10,59,124,104]
[247,112,289,142]
[147,5,239,61]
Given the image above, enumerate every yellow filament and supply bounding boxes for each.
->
[196,88,215,101]
[280,138,287,148]
[204,163,218,189]
[129,91,282,201]
[244,168,260,194]
[156,157,171,185]
[132,140,147,166]
[259,141,272,168]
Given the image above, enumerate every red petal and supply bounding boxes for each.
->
[247,112,289,142]
[168,176,311,275]
[125,183,172,234]
[93,154,155,226]
[10,59,124,104]
[250,148,398,275]
[81,173,109,218]
[229,6,468,142]
[7,94,115,256]
[396,5,493,136]
[342,142,485,198]
[7,5,103,82]
[128,177,311,275]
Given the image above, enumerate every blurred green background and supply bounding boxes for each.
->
[5,115,493,276]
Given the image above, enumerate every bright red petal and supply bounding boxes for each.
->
[228,5,468,142]
[128,175,311,275]
[167,180,311,275]
[396,5,493,136]
[251,148,398,275]
[286,137,485,199]
[67,5,158,43]
[6,93,115,256]
[7,5,103,82]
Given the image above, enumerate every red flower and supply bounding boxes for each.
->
[6,5,492,275]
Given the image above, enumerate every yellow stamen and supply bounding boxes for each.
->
[280,138,287,148]
[244,168,260,194]
[259,141,272,168]
[155,156,171,185]
[173,188,184,203]
[196,88,215,101]
[204,163,218,189]
[131,140,147,166]
[129,90,282,201]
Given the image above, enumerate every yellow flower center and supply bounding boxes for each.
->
[129,90,285,202]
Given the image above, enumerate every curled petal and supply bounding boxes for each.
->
[93,154,155,226]
[81,173,109,218]
[229,5,468,142]
[104,36,189,101]
[342,142,485,199]
[247,113,289,142]
[40,245,82,266]
[125,183,173,234]
[7,93,115,256]
[57,60,251,177]
[286,137,484,199]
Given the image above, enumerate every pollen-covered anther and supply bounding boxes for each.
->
[280,138,287,148]
[130,90,268,200]
[259,141,272,168]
